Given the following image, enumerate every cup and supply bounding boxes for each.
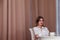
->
[50,32,55,36]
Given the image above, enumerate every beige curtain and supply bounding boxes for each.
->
[0,0,7,40]
[0,0,56,40]
[0,0,31,40]
[7,0,31,40]
[8,0,31,40]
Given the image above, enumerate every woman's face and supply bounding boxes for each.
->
[38,18,44,26]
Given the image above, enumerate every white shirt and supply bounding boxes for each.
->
[33,26,49,37]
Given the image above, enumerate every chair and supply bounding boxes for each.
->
[29,28,39,40]
[29,28,35,40]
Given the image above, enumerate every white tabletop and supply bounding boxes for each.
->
[38,36,60,40]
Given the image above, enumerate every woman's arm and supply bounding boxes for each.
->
[34,34,40,40]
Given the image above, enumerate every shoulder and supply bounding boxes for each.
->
[42,27,48,30]
[43,27,49,32]
[33,27,38,30]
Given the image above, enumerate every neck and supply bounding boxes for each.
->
[37,25,42,28]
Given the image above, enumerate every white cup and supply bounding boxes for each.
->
[50,32,55,36]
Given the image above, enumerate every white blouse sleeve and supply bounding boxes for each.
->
[44,27,49,36]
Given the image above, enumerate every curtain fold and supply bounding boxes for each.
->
[8,0,26,40]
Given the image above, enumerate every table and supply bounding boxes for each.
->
[38,36,60,40]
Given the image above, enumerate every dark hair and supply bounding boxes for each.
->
[36,16,44,26]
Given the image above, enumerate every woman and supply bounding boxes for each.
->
[33,16,49,38]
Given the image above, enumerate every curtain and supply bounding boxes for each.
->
[0,0,56,40]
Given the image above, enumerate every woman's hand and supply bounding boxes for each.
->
[35,34,39,39]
